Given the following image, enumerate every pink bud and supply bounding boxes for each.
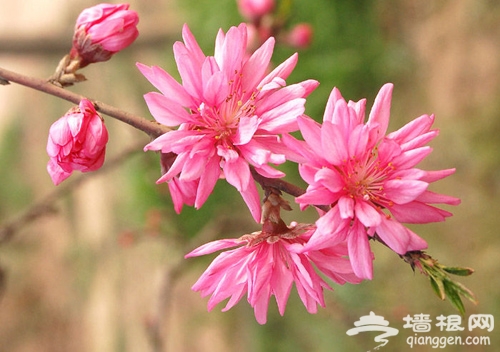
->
[286,23,313,49]
[46,99,108,185]
[237,0,275,20]
[71,3,139,67]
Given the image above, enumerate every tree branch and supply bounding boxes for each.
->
[0,143,143,245]
[0,66,170,138]
[250,167,330,212]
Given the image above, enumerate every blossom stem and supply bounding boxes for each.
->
[250,167,330,212]
[250,167,305,197]
[0,66,170,138]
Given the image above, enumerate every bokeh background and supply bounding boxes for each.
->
[0,0,499,351]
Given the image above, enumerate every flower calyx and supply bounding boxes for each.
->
[240,191,313,246]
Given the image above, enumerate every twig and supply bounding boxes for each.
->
[146,218,230,352]
[0,143,144,244]
[0,66,170,138]
[250,167,330,212]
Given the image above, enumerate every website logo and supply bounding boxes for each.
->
[347,311,494,350]
[346,311,399,350]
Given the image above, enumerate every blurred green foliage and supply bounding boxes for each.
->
[0,120,32,216]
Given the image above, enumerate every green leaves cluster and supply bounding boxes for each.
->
[404,251,477,316]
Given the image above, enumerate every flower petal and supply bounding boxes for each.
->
[374,216,410,254]
[321,121,349,165]
[354,201,381,227]
[347,220,373,280]
[241,37,274,94]
[144,92,192,126]
[185,239,241,258]
[195,155,221,208]
[314,167,344,193]
[233,116,259,145]
[136,63,194,107]
[367,83,393,137]
[383,179,428,204]
[338,196,354,219]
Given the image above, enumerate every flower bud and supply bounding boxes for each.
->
[285,23,313,49]
[46,99,108,185]
[70,3,139,67]
[237,0,275,20]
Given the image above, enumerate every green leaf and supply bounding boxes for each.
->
[447,279,479,305]
[442,266,474,276]
[429,275,446,300]
[443,280,466,316]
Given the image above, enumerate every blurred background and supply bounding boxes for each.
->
[0,0,499,351]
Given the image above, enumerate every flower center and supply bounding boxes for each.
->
[193,73,257,143]
[340,148,395,208]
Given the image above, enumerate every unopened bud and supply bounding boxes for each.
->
[286,23,313,49]
[237,0,275,20]
[70,3,139,67]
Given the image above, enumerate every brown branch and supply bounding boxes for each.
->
[146,218,229,352]
[0,143,143,245]
[250,167,306,198]
[0,66,170,138]
[250,167,330,212]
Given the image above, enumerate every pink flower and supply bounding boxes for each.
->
[285,23,314,49]
[283,83,460,280]
[71,3,139,67]
[185,222,361,324]
[137,23,318,222]
[237,0,275,20]
[46,99,108,185]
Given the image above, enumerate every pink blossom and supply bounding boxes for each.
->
[71,3,139,67]
[46,99,108,185]
[237,0,275,20]
[137,23,318,222]
[185,223,361,324]
[283,83,460,280]
[285,23,314,49]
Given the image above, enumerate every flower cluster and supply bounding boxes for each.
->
[136,24,459,322]
[43,3,462,324]
[132,24,459,323]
